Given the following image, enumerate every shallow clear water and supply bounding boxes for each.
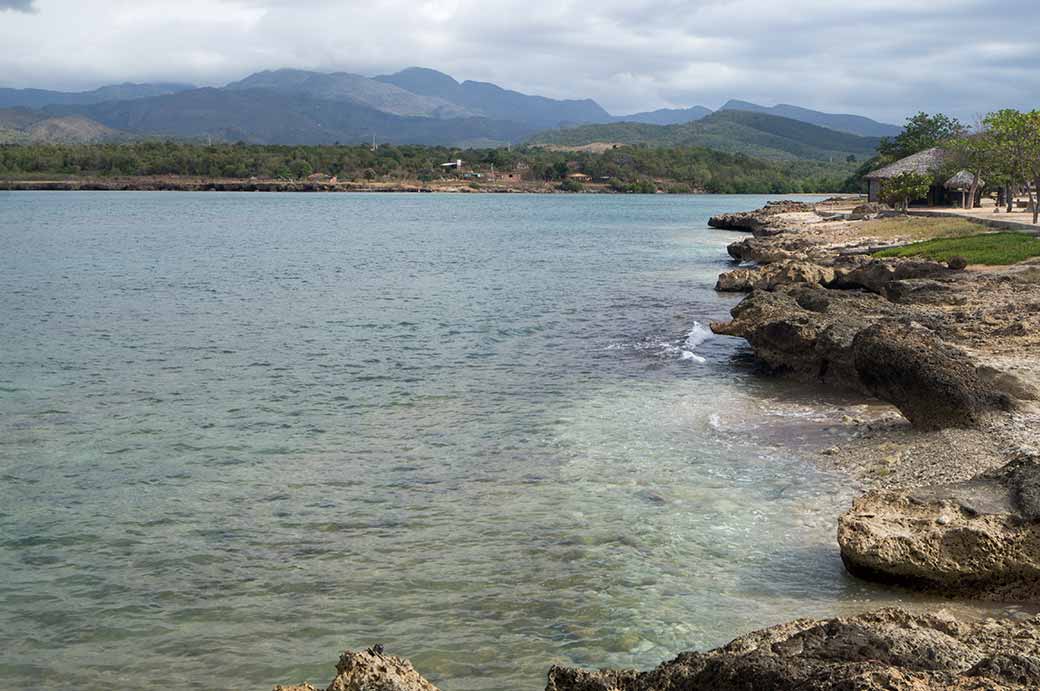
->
[1,192,916,690]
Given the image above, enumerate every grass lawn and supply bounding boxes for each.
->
[858,216,985,242]
[875,231,1040,265]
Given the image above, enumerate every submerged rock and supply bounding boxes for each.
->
[546,608,1040,691]
[839,453,1040,600]
[275,648,439,691]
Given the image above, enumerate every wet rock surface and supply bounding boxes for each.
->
[546,608,1040,691]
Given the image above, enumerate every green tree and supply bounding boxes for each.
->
[878,112,965,163]
[881,171,932,211]
[984,109,1037,218]
[946,127,995,209]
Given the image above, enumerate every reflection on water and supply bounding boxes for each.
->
[0,192,966,691]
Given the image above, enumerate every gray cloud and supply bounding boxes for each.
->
[0,0,1037,124]
[0,0,35,11]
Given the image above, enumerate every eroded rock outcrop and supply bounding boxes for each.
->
[711,286,1013,429]
[546,608,1040,691]
[839,453,1040,600]
[853,322,1014,430]
[715,260,836,292]
[831,258,953,297]
[708,200,814,235]
[275,648,439,691]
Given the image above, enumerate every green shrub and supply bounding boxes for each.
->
[880,172,932,211]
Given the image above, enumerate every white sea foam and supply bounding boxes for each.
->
[604,322,713,364]
[678,321,713,364]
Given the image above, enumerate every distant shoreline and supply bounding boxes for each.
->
[0,176,848,195]
[0,176,626,194]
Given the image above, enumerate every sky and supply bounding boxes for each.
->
[1,0,1037,124]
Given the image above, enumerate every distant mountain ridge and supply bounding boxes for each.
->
[719,99,902,137]
[612,105,713,125]
[0,82,194,110]
[0,68,902,148]
[225,69,476,119]
[43,88,540,146]
[375,67,611,127]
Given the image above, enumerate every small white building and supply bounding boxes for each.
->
[440,159,464,170]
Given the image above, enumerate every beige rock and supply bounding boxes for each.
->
[546,608,1040,691]
[275,648,439,691]
[838,454,1040,600]
[715,260,836,292]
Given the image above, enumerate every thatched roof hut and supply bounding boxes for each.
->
[865,147,949,204]
[864,147,947,180]
[945,170,983,190]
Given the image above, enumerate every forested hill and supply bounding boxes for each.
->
[529,110,882,162]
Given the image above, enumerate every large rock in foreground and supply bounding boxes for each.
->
[547,608,1040,691]
[839,453,1040,601]
[711,286,1015,430]
[275,648,439,691]
[853,322,1014,430]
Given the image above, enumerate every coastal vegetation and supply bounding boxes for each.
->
[528,109,881,162]
[878,171,932,211]
[0,140,855,193]
[875,231,1040,265]
[851,109,1040,217]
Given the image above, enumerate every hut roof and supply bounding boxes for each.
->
[864,147,946,180]
[945,170,984,189]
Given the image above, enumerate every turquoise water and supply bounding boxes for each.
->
[1,192,906,690]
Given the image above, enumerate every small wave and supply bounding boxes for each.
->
[678,322,713,364]
[604,321,713,364]
[683,322,714,351]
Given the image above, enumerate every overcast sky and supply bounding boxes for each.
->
[1,0,1037,123]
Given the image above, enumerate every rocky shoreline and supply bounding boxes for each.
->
[272,199,1040,690]
[704,199,1040,601]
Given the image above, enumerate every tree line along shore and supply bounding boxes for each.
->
[0,141,858,194]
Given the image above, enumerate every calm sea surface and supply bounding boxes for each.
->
[1,192,914,690]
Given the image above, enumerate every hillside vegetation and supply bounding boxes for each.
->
[0,108,122,144]
[530,110,881,162]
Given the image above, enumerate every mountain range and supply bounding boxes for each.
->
[0,67,902,152]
